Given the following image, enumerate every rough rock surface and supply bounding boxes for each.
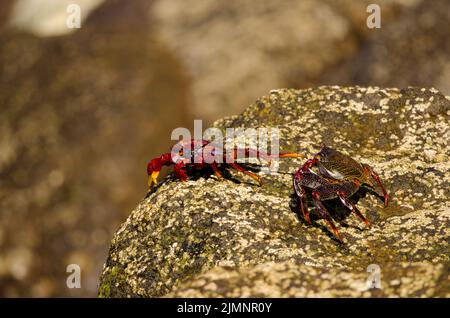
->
[99,86,450,297]
[168,261,449,297]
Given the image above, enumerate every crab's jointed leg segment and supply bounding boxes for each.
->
[266,152,305,167]
[370,169,389,207]
[293,174,311,224]
[337,190,370,227]
[312,191,343,242]
[230,162,262,185]
[174,161,188,181]
[277,153,305,159]
[295,156,343,241]
[211,162,223,179]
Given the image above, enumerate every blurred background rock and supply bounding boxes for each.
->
[0,0,448,297]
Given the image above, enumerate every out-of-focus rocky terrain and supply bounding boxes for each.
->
[0,0,192,297]
[152,0,441,121]
[0,0,448,297]
[319,0,450,95]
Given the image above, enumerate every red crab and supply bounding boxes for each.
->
[147,139,301,188]
[293,146,389,242]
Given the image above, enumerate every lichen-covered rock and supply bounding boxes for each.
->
[167,261,449,298]
[99,86,450,297]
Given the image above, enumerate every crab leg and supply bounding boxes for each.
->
[337,190,370,227]
[293,175,311,224]
[277,153,305,158]
[227,147,304,163]
[174,161,188,181]
[211,162,223,179]
[369,169,389,207]
[312,191,343,242]
[292,158,322,224]
[230,162,262,185]
[226,148,269,163]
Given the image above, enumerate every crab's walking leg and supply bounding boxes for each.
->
[211,162,223,179]
[230,162,262,185]
[174,161,188,181]
[228,148,304,165]
[292,158,320,223]
[278,153,305,158]
[224,148,263,185]
[337,190,370,227]
[227,148,270,164]
[312,191,343,242]
[369,170,389,207]
[264,152,305,168]
[293,175,311,224]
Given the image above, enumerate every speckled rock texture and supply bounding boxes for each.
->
[99,86,450,297]
[168,261,449,297]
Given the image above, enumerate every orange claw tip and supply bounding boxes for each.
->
[363,219,371,229]
[147,175,154,188]
[257,176,263,186]
[333,229,344,243]
[148,171,160,188]
[304,214,311,224]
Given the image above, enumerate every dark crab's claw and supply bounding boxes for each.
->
[362,164,389,207]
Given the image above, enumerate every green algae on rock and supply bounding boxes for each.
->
[99,86,450,297]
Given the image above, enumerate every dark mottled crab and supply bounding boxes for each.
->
[293,146,389,242]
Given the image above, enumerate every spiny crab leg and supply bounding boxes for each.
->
[174,161,188,182]
[337,190,370,227]
[230,162,262,185]
[293,173,311,224]
[312,191,343,242]
[370,170,389,207]
[227,148,302,186]
[277,153,305,159]
[292,157,320,225]
[211,162,223,179]
[228,148,305,170]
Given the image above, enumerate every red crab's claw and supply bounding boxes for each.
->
[147,158,162,188]
[148,171,160,188]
